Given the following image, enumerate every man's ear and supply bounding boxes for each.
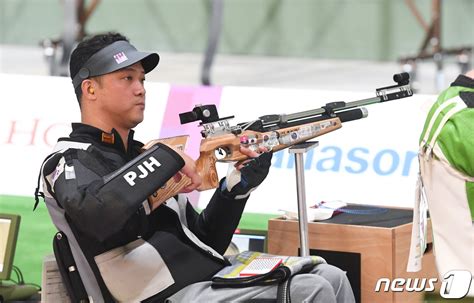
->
[81,80,96,99]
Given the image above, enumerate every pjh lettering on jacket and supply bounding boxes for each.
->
[124,156,161,186]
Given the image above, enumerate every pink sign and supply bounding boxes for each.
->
[160,85,223,204]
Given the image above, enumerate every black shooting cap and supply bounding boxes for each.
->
[72,40,160,89]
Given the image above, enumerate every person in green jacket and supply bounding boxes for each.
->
[409,69,474,299]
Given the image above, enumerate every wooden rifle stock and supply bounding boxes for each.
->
[142,136,190,210]
[143,117,342,209]
[142,135,220,209]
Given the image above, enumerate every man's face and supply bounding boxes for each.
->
[93,62,146,130]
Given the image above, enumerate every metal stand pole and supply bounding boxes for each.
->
[63,1,78,75]
[289,141,319,257]
[201,0,223,85]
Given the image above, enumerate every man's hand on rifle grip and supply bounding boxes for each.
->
[169,146,202,193]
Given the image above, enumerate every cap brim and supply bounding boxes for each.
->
[131,51,160,74]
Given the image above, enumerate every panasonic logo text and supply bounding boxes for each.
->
[124,156,161,186]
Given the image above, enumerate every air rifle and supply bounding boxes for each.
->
[144,73,413,208]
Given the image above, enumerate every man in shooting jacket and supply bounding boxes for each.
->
[37,32,355,302]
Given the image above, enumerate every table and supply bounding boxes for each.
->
[267,206,439,303]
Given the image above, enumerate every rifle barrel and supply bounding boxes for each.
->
[262,108,368,131]
[265,82,412,126]
[282,96,381,124]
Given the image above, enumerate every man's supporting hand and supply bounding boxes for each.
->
[223,147,273,199]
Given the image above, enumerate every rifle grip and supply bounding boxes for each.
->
[196,151,219,191]
[143,136,191,209]
[147,150,219,209]
[148,175,191,210]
